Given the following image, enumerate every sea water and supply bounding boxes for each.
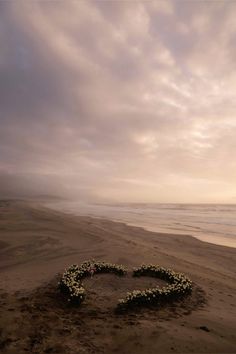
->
[46,201,236,248]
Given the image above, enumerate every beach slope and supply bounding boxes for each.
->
[0,201,235,353]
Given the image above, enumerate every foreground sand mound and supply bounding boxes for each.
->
[0,276,205,354]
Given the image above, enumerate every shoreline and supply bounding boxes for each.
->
[43,201,236,249]
[0,200,236,353]
[125,220,236,249]
[77,214,236,249]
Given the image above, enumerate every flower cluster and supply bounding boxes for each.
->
[117,264,192,311]
[59,260,127,304]
[59,261,192,310]
[59,264,85,304]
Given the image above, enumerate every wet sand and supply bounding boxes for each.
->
[0,200,235,353]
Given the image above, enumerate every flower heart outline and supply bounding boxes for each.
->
[59,260,192,311]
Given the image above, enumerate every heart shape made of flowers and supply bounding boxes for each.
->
[59,260,192,311]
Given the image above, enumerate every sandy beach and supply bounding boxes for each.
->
[0,200,236,353]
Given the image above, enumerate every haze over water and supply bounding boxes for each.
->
[47,202,236,248]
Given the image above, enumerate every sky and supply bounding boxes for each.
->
[0,0,236,203]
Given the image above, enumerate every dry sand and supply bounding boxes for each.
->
[0,200,235,353]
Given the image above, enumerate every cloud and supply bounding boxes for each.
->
[0,0,236,203]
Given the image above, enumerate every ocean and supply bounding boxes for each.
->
[46,201,236,248]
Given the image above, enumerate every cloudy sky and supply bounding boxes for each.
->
[1,0,236,203]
